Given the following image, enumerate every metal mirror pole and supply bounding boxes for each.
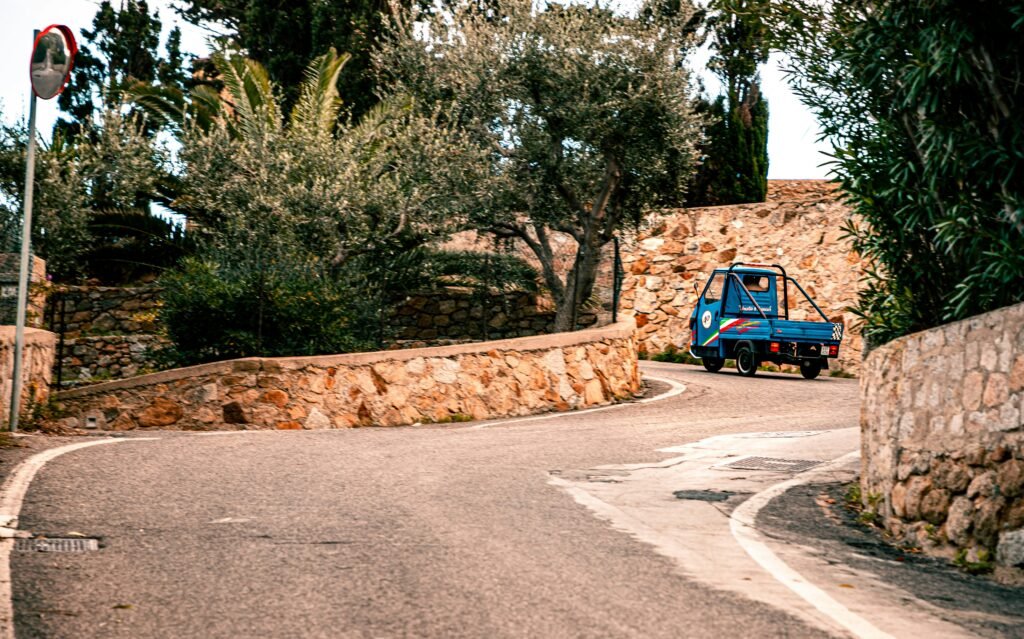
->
[9,32,40,432]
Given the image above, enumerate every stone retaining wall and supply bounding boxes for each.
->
[59,335,171,386]
[860,302,1024,577]
[0,327,56,422]
[48,285,161,339]
[53,321,640,431]
[392,290,553,343]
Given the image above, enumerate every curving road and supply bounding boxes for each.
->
[7,362,1008,638]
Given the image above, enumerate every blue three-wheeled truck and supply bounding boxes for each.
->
[688,263,844,379]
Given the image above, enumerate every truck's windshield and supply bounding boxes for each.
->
[703,273,726,302]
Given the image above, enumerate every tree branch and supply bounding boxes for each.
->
[590,156,622,226]
[528,224,566,303]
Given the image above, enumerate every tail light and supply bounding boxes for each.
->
[828,345,839,357]
[769,342,779,353]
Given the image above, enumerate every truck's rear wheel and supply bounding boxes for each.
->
[800,359,823,379]
[702,357,724,373]
[735,347,758,376]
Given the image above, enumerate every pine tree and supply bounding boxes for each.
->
[689,0,770,206]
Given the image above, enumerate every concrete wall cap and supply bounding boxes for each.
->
[0,327,56,347]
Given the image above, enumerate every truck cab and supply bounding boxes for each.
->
[688,263,844,379]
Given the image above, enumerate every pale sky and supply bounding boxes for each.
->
[0,0,832,179]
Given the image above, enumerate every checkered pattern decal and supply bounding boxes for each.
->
[832,323,844,341]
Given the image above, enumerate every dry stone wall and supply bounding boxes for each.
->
[0,327,55,422]
[53,321,640,431]
[47,285,166,387]
[49,285,162,338]
[47,285,570,382]
[391,290,552,343]
[619,180,865,373]
[860,301,1024,578]
[63,335,170,383]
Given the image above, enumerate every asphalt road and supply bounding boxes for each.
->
[8,362,1015,638]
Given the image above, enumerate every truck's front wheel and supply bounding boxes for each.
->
[735,347,758,376]
[800,359,823,379]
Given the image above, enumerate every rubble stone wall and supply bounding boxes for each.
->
[48,285,162,339]
[59,335,171,384]
[618,180,866,373]
[390,290,553,343]
[53,321,640,431]
[0,327,55,421]
[860,301,1024,574]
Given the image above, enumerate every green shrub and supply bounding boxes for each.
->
[160,257,379,365]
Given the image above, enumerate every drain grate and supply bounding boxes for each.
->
[719,456,823,473]
[15,538,99,553]
[673,490,739,502]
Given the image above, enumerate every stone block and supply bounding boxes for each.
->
[997,459,1024,498]
[963,371,985,411]
[903,476,931,520]
[973,497,1007,547]
[260,389,289,407]
[920,488,951,525]
[305,408,331,430]
[984,373,1009,408]
[1005,354,1024,395]
[945,497,973,545]
[222,401,248,424]
[932,460,970,493]
[136,397,183,428]
[997,530,1024,567]
[967,471,996,499]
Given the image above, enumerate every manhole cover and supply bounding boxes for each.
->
[718,456,823,473]
[738,431,823,439]
[673,490,738,502]
[15,538,99,553]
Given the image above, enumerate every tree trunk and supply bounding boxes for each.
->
[550,232,604,333]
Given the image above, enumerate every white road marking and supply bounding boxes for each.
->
[729,451,896,639]
[0,437,159,639]
[469,374,686,430]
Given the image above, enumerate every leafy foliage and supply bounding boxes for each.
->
[690,90,768,206]
[57,0,187,137]
[160,255,379,363]
[0,111,182,282]
[174,0,405,119]
[688,0,770,206]
[419,250,539,295]
[772,0,1024,345]
[162,49,493,362]
[377,0,704,330]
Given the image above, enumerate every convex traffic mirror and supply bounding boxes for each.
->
[30,25,77,100]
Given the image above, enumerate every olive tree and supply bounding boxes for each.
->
[377,0,704,331]
[165,49,491,360]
